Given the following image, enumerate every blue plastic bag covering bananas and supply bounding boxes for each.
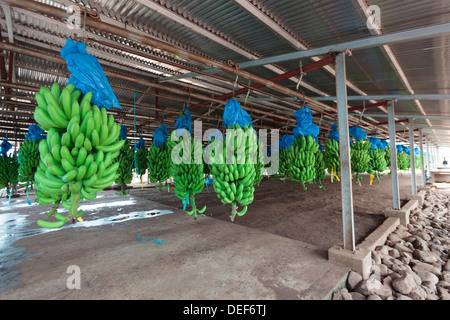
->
[60,38,121,110]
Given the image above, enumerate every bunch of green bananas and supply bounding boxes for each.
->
[32,82,124,228]
[135,146,149,180]
[169,133,206,218]
[324,139,340,179]
[209,124,257,221]
[314,150,326,189]
[0,153,19,195]
[384,146,391,169]
[415,154,421,168]
[114,138,134,195]
[285,135,319,190]
[278,148,289,180]
[350,139,372,184]
[18,138,40,183]
[148,142,171,190]
[397,151,410,171]
[367,148,388,183]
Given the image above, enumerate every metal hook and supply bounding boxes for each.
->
[244,79,251,106]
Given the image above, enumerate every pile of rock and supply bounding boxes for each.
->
[333,190,450,300]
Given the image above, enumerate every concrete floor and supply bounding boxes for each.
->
[0,189,349,300]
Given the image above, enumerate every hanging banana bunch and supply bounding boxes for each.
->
[209,123,257,221]
[277,135,294,181]
[18,138,40,185]
[134,138,149,187]
[367,148,387,183]
[148,124,171,190]
[32,82,123,228]
[350,138,372,184]
[314,148,326,189]
[324,139,341,182]
[114,136,134,196]
[0,152,19,198]
[169,130,206,218]
[396,145,410,172]
[286,135,319,190]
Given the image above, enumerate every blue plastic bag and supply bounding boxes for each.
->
[0,140,12,156]
[379,140,389,150]
[222,99,252,128]
[133,137,146,151]
[396,145,406,154]
[279,135,294,151]
[349,127,367,141]
[119,125,128,141]
[153,124,169,148]
[329,123,339,142]
[175,109,192,137]
[292,107,320,139]
[60,39,121,110]
[24,124,45,143]
[368,137,381,149]
[414,147,420,155]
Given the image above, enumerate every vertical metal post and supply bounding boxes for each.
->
[388,101,401,209]
[436,146,440,168]
[336,52,355,252]
[408,120,417,195]
[419,129,426,187]
[426,135,431,179]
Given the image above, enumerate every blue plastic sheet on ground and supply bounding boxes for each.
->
[0,140,12,156]
[133,137,145,151]
[329,123,339,141]
[119,125,128,141]
[368,137,381,149]
[279,135,294,151]
[292,107,320,139]
[60,39,121,110]
[222,99,252,128]
[175,109,192,137]
[349,127,367,141]
[153,124,169,148]
[24,124,45,142]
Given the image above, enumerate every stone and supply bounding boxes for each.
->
[388,248,401,259]
[409,286,427,300]
[413,249,438,264]
[391,273,417,295]
[349,292,366,300]
[371,264,389,277]
[376,245,390,257]
[417,271,439,284]
[332,288,352,300]
[394,242,413,254]
[347,271,363,291]
[371,252,382,265]
[396,294,413,300]
[388,233,403,243]
[437,287,450,300]
[411,260,441,276]
[426,293,440,300]
[441,271,450,282]
[366,294,382,300]
[438,280,450,288]
[422,281,437,294]
[356,278,392,299]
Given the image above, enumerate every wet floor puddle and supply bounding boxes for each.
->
[0,196,173,291]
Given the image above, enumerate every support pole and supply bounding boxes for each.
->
[409,119,417,195]
[419,129,426,187]
[336,52,355,252]
[436,146,440,168]
[388,101,401,209]
[426,135,431,180]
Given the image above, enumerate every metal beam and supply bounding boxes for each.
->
[409,120,417,195]
[335,52,354,252]
[388,101,401,210]
[250,94,450,102]
[348,113,450,120]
